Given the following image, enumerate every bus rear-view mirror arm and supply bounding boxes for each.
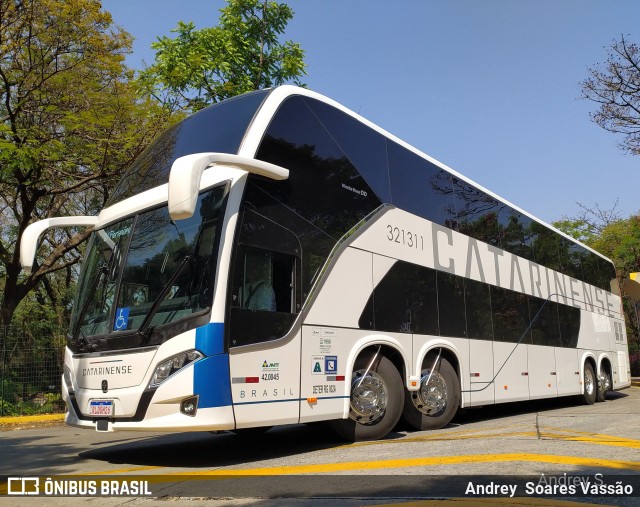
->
[168,153,289,220]
[20,216,99,275]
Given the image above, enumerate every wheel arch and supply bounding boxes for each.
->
[415,341,463,386]
[352,341,408,382]
[598,354,612,378]
[580,351,597,378]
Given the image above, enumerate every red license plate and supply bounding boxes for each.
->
[89,400,114,417]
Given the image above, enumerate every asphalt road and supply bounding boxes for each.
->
[1,387,639,506]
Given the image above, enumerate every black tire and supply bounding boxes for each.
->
[328,352,403,441]
[596,367,611,403]
[401,356,460,431]
[581,363,597,405]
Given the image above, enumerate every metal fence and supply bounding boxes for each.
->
[0,326,66,417]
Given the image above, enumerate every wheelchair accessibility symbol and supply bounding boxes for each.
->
[114,307,130,331]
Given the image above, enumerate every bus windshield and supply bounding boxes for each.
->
[69,185,228,350]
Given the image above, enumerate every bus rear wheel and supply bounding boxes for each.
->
[596,367,611,403]
[329,351,403,441]
[402,356,460,431]
[581,363,597,405]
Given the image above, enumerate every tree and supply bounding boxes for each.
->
[0,0,173,329]
[139,0,306,113]
[582,35,640,155]
[552,200,622,243]
[591,217,640,375]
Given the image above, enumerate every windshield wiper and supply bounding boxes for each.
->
[71,264,109,346]
[71,236,123,345]
[138,255,192,345]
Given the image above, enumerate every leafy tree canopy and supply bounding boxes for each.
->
[552,201,622,244]
[0,0,173,328]
[138,0,306,113]
[555,203,640,373]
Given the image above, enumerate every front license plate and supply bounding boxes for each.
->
[89,400,114,417]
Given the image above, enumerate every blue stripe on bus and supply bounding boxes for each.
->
[195,322,224,356]
[193,323,230,408]
[193,354,232,408]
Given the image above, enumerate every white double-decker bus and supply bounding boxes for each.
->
[21,86,631,441]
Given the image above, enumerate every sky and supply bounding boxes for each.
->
[102,0,639,225]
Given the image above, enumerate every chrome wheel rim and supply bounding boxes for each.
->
[349,369,387,424]
[413,369,447,416]
[584,367,595,396]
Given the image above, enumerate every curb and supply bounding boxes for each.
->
[0,413,65,425]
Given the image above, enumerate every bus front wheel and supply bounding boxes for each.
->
[329,351,403,441]
[402,357,460,431]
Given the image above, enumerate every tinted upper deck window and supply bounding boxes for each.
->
[255,96,381,241]
[108,90,269,205]
[454,178,502,247]
[597,257,617,291]
[387,141,456,228]
[559,238,584,281]
[532,222,562,272]
[305,98,391,203]
[500,210,535,261]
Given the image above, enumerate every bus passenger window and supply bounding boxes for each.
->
[242,254,277,311]
[228,246,299,347]
[234,248,297,314]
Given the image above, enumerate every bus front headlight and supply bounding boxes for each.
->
[149,350,204,388]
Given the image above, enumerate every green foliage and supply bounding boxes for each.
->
[591,217,640,374]
[552,218,599,244]
[12,286,71,348]
[0,396,64,417]
[139,0,306,113]
[0,0,176,329]
[571,214,640,375]
[552,201,622,245]
[591,217,640,275]
[555,200,640,374]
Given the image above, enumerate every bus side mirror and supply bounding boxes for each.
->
[20,216,98,274]
[168,153,289,220]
